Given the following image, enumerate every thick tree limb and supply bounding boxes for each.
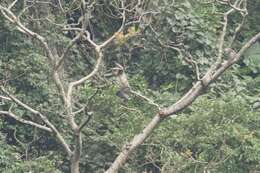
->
[161,32,260,116]
[105,32,260,173]
[105,115,161,173]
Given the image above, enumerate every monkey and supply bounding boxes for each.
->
[111,63,161,109]
[112,63,131,101]
[112,63,160,109]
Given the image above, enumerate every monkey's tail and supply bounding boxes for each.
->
[130,90,160,109]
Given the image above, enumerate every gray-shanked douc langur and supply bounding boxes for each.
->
[111,63,160,108]
[112,63,131,101]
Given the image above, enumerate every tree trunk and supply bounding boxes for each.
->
[70,159,80,173]
[70,132,82,173]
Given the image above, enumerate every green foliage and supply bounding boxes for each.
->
[243,42,260,74]
[0,0,260,172]
[124,94,260,173]
[0,133,61,173]
[3,158,61,173]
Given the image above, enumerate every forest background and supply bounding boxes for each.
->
[0,0,260,173]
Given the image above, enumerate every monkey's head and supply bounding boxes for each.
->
[112,67,123,76]
[112,63,124,76]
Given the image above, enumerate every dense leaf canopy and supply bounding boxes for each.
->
[0,0,259,173]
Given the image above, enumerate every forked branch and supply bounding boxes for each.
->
[0,87,72,156]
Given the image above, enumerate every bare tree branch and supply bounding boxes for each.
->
[0,111,52,132]
[227,0,247,12]
[79,112,92,131]
[229,1,248,47]
[65,0,127,120]
[8,0,18,10]
[55,0,87,71]
[149,25,202,81]
[105,114,161,173]
[0,4,69,104]
[0,1,129,172]
[130,90,161,109]
[105,31,260,173]
[0,95,11,101]
[0,86,72,156]
[0,5,54,64]
[215,6,234,68]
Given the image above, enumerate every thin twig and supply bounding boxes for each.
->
[79,112,92,131]
[0,86,72,156]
